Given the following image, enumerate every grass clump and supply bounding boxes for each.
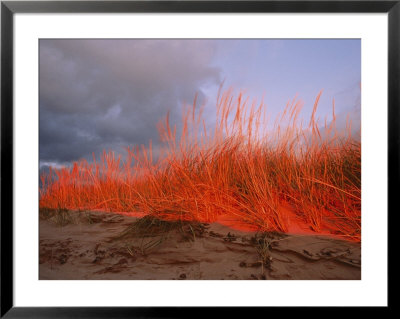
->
[111,215,207,255]
[39,87,361,241]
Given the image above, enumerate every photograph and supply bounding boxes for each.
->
[38,38,362,280]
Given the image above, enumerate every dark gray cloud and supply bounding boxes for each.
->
[40,39,221,166]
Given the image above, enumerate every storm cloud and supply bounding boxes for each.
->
[40,39,361,170]
[39,39,221,166]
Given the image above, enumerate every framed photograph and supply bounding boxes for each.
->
[1,0,396,316]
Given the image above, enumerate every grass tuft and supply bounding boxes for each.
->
[111,215,207,255]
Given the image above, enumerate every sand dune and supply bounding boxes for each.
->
[39,210,360,280]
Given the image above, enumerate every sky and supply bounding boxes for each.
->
[39,39,361,169]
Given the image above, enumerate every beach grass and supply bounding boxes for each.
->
[39,88,361,241]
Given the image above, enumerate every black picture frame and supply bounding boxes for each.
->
[1,1,396,317]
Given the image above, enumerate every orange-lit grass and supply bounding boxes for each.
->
[39,88,361,241]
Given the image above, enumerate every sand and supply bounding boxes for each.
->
[39,210,361,280]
